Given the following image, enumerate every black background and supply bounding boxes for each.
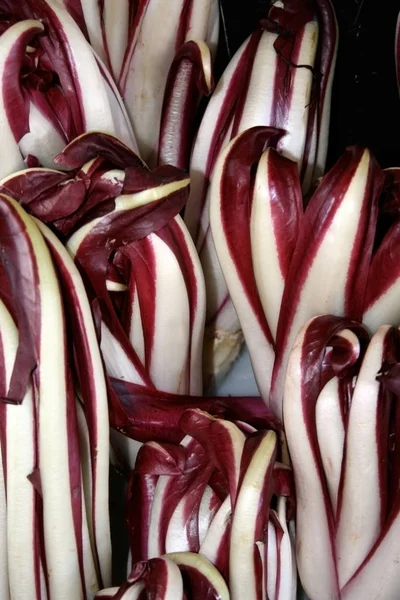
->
[218,0,400,169]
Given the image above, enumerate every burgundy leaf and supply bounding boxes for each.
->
[55,131,144,171]
[135,442,186,476]
[126,471,158,565]
[110,377,279,443]
[158,40,214,171]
